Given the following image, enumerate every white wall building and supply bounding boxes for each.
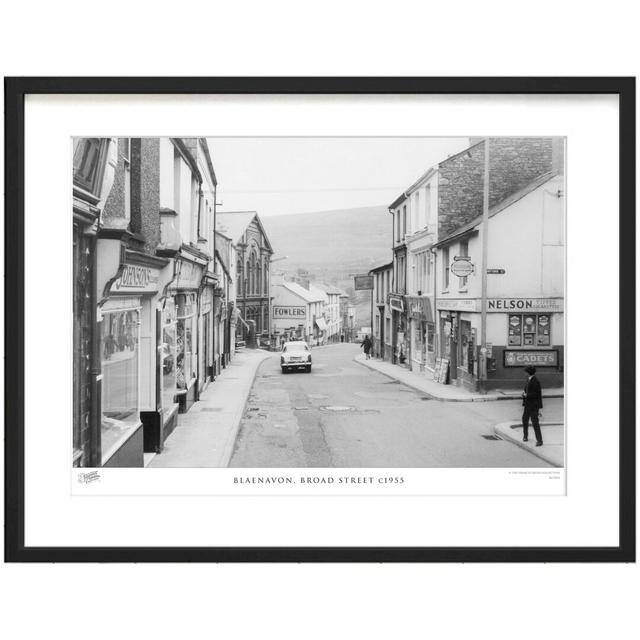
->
[433,172,565,390]
[312,283,343,342]
[271,279,325,346]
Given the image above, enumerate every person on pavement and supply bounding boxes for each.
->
[361,335,372,360]
[522,365,543,446]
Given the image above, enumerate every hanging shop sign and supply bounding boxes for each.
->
[503,349,559,367]
[487,268,506,274]
[111,264,160,295]
[388,294,405,313]
[450,259,474,278]
[273,306,306,319]
[354,274,374,291]
[487,298,563,312]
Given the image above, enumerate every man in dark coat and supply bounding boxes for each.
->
[522,365,543,446]
[361,335,373,360]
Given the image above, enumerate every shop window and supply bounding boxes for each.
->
[426,322,435,353]
[459,320,472,372]
[161,299,177,414]
[100,308,140,462]
[508,314,552,346]
[176,294,196,388]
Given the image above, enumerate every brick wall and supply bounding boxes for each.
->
[437,138,556,239]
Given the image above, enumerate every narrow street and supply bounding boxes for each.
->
[230,343,560,468]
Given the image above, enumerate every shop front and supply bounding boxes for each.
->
[436,297,564,391]
[165,255,206,416]
[486,297,564,390]
[199,279,215,392]
[389,294,409,366]
[314,317,328,345]
[99,254,168,466]
[405,296,435,373]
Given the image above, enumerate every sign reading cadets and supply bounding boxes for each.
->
[504,349,559,367]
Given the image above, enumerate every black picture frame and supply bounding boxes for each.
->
[4,77,635,563]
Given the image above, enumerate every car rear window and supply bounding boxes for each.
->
[284,343,308,352]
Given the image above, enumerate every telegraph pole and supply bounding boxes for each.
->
[479,138,490,393]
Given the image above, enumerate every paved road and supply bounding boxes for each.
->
[229,343,560,468]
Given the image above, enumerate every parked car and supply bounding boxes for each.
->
[280,341,312,373]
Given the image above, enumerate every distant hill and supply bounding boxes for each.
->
[261,206,393,328]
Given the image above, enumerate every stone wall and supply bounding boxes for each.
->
[131,138,160,253]
[438,138,557,239]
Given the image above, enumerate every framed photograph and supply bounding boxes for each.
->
[4,77,635,562]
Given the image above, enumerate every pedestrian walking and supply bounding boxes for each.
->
[522,365,543,446]
[361,335,372,360]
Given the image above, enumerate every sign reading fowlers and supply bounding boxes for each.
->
[354,274,374,291]
[112,264,159,294]
[273,306,306,319]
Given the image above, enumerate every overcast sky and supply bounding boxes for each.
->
[207,137,470,217]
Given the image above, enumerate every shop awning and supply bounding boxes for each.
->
[234,307,250,329]
[315,317,328,331]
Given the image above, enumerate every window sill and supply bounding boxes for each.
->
[163,403,179,425]
[101,420,143,465]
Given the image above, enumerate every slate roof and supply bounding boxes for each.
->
[216,211,274,252]
[281,281,325,303]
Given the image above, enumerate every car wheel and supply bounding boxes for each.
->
[306,365,312,373]
[281,367,287,374]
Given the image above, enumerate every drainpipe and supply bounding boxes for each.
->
[430,247,438,363]
[88,225,102,467]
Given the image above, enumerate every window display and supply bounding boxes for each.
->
[176,293,195,389]
[508,314,552,347]
[100,308,140,460]
[162,298,177,413]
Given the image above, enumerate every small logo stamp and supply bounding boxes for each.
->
[77,470,101,484]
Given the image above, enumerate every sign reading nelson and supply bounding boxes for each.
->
[273,306,306,319]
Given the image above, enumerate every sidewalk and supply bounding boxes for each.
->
[354,354,564,402]
[493,421,564,467]
[149,348,272,468]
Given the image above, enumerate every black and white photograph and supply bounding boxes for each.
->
[73,135,565,472]
[7,77,633,565]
